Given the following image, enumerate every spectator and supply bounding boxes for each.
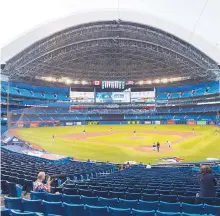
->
[197,165,217,197]
[138,162,144,167]
[33,172,52,192]
[146,163,151,169]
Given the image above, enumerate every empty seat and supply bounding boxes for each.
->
[79,189,94,197]
[108,207,131,216]
[156,211,181,216]
[22,198,43,213]
[63,188,78,195]
[99,197,119,208]
[81,196,99,206]
[132,209,155,216]
[142,193,159,201]
[158,202,181,213]
[30,191,46,200]
[137,200,158,211]
[63,194,82,204]
[4,197,23,211]
[203,204,220,215]
[1,209,10,216]
[125,192,142,200]
[93,190,109,198]
[10,210,35,216]
[181,203,203,214]
[178,196,195,204]
[85,205,108,216]
[64,203,86,216]
[118,198,138,209]
[42,200,64,215]
[46,193,63,202]
[109,191,125,199]
[160,195,178,203]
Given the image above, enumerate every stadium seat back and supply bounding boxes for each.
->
[42,200,64,215]
[22,198,43,213]
[4,197,23,211]
[63,203,86,216]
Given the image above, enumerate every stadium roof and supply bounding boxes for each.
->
[1,0,220,84]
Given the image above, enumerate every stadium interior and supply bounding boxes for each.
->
[1,1,220,215]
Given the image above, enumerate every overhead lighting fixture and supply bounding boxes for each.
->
[138,81,144,85]
[154,79,160,84]
[81,80,87,85]
[161,78,168,83]
[146,80,152,84]
[74,80,79,84]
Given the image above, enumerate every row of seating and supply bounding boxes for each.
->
[30,192,220,206]
[4,196,220,215]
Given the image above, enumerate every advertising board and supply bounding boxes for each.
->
[154,121,161,125]
[168,120,175,124]
[144,121,152,124]
[96,92,130,103]
[187,120,196,125]
[197,120,207,125]
[131,91,155,103]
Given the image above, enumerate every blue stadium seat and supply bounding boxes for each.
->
[109,191,125,199]
[63,203,86,216]
[125,192,142,200]
[22,199,43,213]
[93,190,109,198]
[63,188,78,195]
[99,197,119,208]
[42,200,64,215]
[108,207,131,216]
[85,205,108,216]
[203,204,220,215]
[118,198,138,209]
[81,196,99,206]
[197,196,215,205]
[181,203,203,214]
[160,195,178,203]
[142,194,159,201]
[137,200,158,211]
[178,196,195,204]
[158,202,181,213]
[30,191,46,200]
[156,211,181,216]
[10,210,35,216]
[63,195,82,204]
[4,197,23,211]
[1,209,10,216]
[46,193,63,202]
[132,209,155,216]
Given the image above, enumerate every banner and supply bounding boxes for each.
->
[168,120,175,125]
[66,122,74,126]
[154,121,161,125]
[30,122,38,128]
[209,121,215,125]
[197,120,207,125]
[128,121,140,124]
[87,121,99,125]
[76,122,82,125]
[187,120,196,125]
[144,121,152,124]
[17,123,25,128]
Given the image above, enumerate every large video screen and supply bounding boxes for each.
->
[70,91,94,103]
[131,91,155,103]
[96,92,130,103]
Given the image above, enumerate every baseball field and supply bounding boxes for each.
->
[12,124,220,164]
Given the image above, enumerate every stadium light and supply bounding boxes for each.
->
[138,81,144,85]
[161,78,168,83]
[146,80,152,84]
[81,80,88,85]
[154,79,160,84]
[74,80,79,84]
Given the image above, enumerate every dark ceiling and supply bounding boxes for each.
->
[2,20,219,84]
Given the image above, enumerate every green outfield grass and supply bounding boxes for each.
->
[13,125,220,164]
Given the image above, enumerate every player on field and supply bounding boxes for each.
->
[167,141,171,148]
[83,130,86,135]
[156,142,160,152]
[192,128,195,133]
[110,127,113,132]
[152,143,156,151]
[154,126,156,131]
[133,130,136,137]
[52,135,55,142]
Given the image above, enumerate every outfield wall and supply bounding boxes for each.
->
[10,119,219,129]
